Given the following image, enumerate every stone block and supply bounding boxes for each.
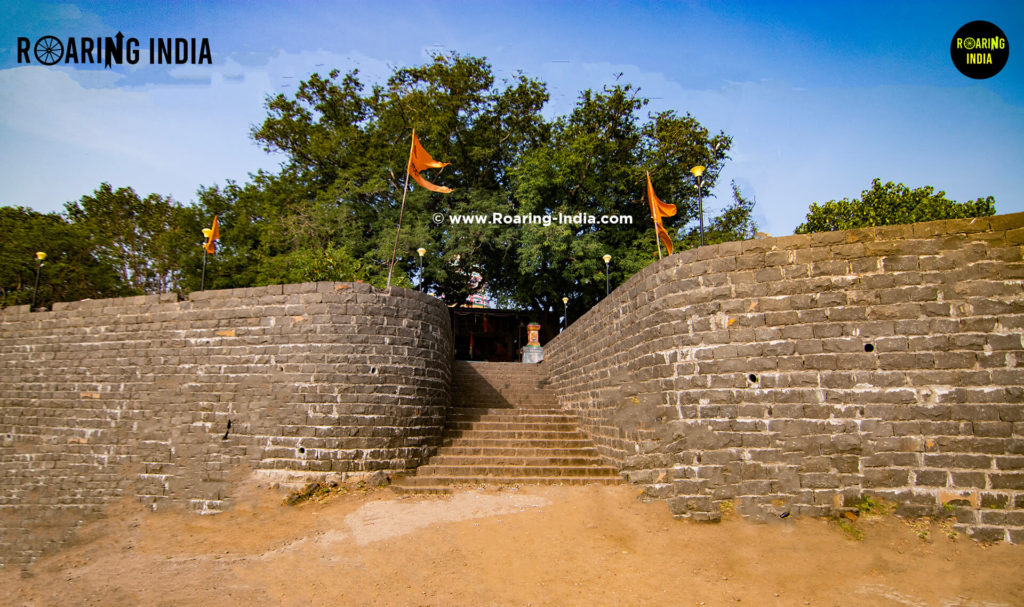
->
[863,468,909,488]
[990,473,1024,490]
[913,469,948,487]
[968,526,1008,543]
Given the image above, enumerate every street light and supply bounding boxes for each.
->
[602,254,612,296]
[690,165,706,247]
[417,247,427,292]
[31,252,46,310]
[561,296,568,332]
[201,228,212,291]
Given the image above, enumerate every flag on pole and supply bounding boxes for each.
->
[387,130,453,288]
[646,172,675,255]
[408,130,453,193]
[204,215,220,254]
[654,223,673,256]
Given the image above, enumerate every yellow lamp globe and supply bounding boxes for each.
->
[202,228,213,239]
[417,248,427,257]
[36,252,47,261]
[602,254,612,264]
[690,165,705,178]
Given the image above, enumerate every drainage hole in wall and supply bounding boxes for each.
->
[864,343,875,352]
[748,373,758,383]
[370,367,378,375]
[298,447,306,454]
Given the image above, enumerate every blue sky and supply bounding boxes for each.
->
[1,1,1021,236]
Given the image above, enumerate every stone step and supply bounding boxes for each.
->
[449,402,559,410]
[451,384,551,391]
[435,446,600,458]
[416,464,620,478]
[395,363,622,493]
[445,418,578,427]
[442,429,591,441]
[439,437,596,449]
[451,362,554,409]
[445,421,580,432]
[394,475,623,488]
[452,384,551,392]
[452,400,556,408]
[429,455,609,467]
[448,413,577,423]
[450,407,569,417]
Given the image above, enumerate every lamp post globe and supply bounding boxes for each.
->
[690,165,706,246]
[602,254,612,296]
[31,252,46,310]
[416,248,427,291]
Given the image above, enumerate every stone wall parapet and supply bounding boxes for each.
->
[544,213,1024,542]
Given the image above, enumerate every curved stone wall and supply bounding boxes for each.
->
[0,282,451,567]
[544,213,1024,543]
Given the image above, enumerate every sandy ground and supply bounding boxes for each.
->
[2,480,1022,607]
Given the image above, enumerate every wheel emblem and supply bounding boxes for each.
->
[34,36,63,66]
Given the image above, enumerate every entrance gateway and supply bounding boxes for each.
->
[449,308,560,362]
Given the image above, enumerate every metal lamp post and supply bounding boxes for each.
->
[417,247,427,292]
[561,296,568,332]
[200,228,212,291]
[690,165,706,246]
[31,251,46,310]
[602,254,612,296]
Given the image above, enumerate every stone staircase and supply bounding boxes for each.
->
[392,361,622,494]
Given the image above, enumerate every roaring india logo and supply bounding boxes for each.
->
[17,32,212,68]
[950,21,1009,79]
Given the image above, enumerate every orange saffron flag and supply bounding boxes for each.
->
[647,171,676,222]
[204,215,219,254]
[408,131,453,193]
[647,172,675,255]
[655,222,673,256]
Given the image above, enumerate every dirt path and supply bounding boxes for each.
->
[2,481,1022,606]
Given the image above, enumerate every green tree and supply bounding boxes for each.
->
[243,53,549,304]
[795,178,996,234]
[197,53,752,311]
[509,84,737,313]
[64,183,197,293]
[676,182,758,250]
[0,206,126,308]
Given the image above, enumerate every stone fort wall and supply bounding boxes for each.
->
[0,282,451,567]
[543,213,1024,543]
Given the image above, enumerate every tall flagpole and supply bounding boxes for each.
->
[386,133,416,289]
[648,172,662,260]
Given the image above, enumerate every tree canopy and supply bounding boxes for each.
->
[64,183,199,294]
[795,178,996,234]
[0,206,127,308]
[222,53,753,310]
[2,53,757,311]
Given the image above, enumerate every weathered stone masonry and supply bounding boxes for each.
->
[543,213,1024,543]
[0,282,451,567]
